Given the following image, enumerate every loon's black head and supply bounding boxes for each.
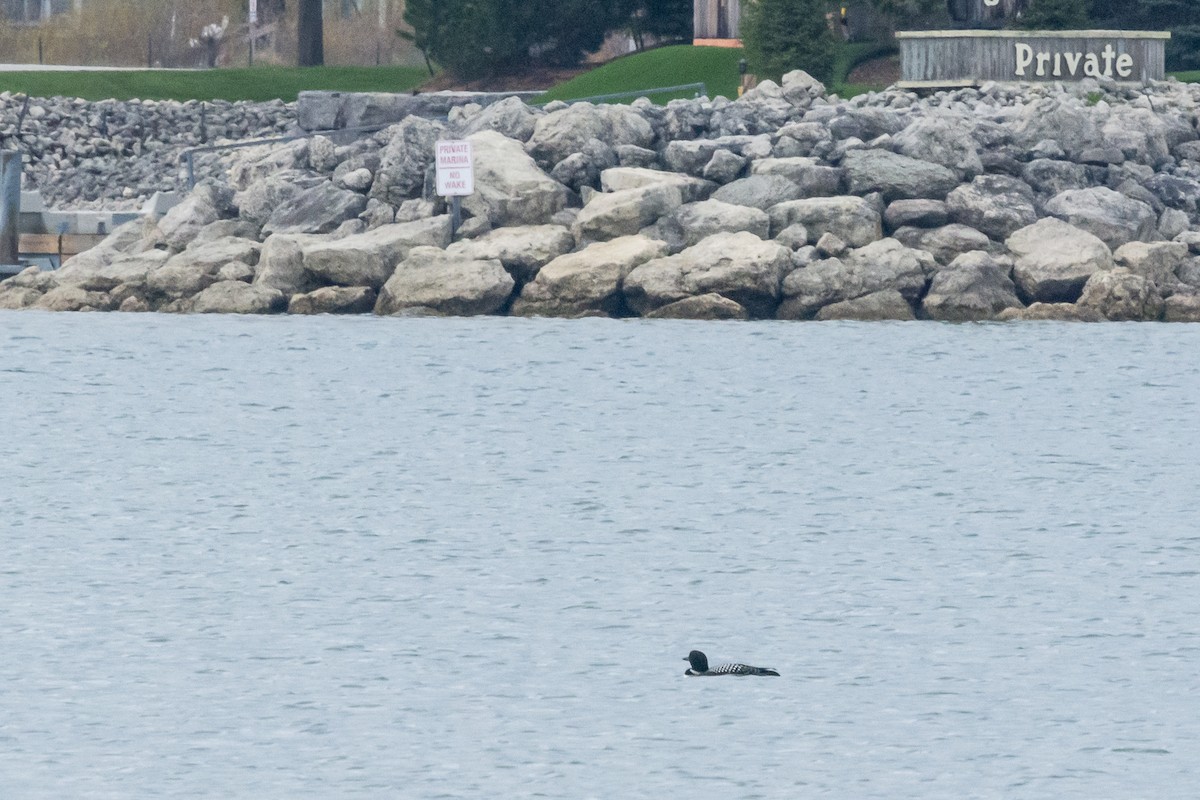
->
[684,650,709,673]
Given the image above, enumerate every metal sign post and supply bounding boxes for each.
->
[435,140,474,237]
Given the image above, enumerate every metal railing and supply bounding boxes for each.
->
[179,81,709,189]
[535,82,708,106]
[179,123,391,189]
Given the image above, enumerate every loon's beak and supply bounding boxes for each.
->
[681,657,688,661]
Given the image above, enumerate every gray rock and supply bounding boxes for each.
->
[816,289,915,321]
[996,302,1103,322]
[574,184,683,242]
[749,157,842,197]
[1043,187,1157,250]
[600,167,714,203]
[188,280,285,314]
[778,238,936,320]
[1006,217,1113,303]
[667,199,770,248]
[261,181,368,236]
[1078,268,1164,321]
[254,233,322,296]
[1113,241,1188,285]
[884,199,948,231]
[446,224,576,283]
[301,216,453,289]
[702,149,748,183]
[624,231,792,318]
[893,116,983,179]
[711,174,803,210]
[369,116,445,204]
[945,175,1038,241]
[461,131,570,229]
[512,235,668,317]
[769,196,882,248]
[1021,159,1091,197]
[922,251,1023,321]
[456,95,540,142]
[526,103,654,167]
[1164,291,1200,322]
[645,292,750,320]
[33,285,117,312]
[841,149,960,201]
[287,286,377,315]
[375,246,515,316]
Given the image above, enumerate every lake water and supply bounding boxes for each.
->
[3,311,1200,799]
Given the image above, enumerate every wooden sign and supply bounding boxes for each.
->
[897,29,1169,88]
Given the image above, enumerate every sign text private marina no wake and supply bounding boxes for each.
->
[896,30,1170,89]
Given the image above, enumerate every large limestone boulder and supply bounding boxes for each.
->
[54,248,169,292]
[301,216,453,289]
[769,196,882,248]
[921,251,1024,321]
[0,283,43,309]
[369,116,445,205]
[55,217,156,277]
[261,181,369,236]
[227,139,309,190]
[841,149,960,201]
[711,174,803,210]
[1006,217,1113,303]
[599,167,715,203]
[33,285,117,312]
[1078,268,1164,321]
[511,235,668,317]
[1043,187,1157,250]
[1011,99,1104,158]
[456,95,541,142]
[574,184,683,242]
[1112,241,1189,285]
[815,289,915,321]
[623,231,792,318]
[1164,291,1200,322]
[446,224,575,284]
[526,103,654,166]
[662,199,770,249]
[996,302,1104,322]
[945,175,1038,241]
[233,175,312,226]
[157,192,220,251]
[778,238,936,320]
[287,286,377,315]
[461,130,570,228]
[893,116,983,179]
[1021,159,1091,198]
[147,237,261,299]
[645,293,750,320]
[893,223,993,266]
[375,246,514,316]
[749,157,842,196]
[254,233,322,296]
[188,281,285,314]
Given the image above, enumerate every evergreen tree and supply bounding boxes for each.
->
[1018,0,1089,30]
[740,0,838,84]
[401,0,628,80]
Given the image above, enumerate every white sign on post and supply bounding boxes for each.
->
[435,140,474,197]
[249,0,258,24]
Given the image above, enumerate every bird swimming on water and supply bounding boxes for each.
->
[684,649,780,676]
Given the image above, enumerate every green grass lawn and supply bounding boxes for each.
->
[536,45,746,104]
[536,42,896,105]
[0,65,428,102]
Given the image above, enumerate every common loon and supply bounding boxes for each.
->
[684,649,780,676]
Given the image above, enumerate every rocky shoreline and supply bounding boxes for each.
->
[4,71,1200,321]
